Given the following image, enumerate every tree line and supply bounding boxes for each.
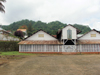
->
[2,19,91,36]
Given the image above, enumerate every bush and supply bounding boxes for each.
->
[14,31,24,39]
[0,41,19,52]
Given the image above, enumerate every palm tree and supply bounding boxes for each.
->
[0,0,6,13]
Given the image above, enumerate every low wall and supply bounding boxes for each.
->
[19,52,100,54]
[19,52,62,54]
[0,41,19,51]
[62,52,100,54]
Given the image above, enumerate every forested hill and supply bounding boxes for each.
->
[2,19,91,35]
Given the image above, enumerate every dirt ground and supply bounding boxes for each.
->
[0,54,100,75]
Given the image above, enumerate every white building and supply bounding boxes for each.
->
[0,27,20,41]
[0,27,11,34]
[18,24,100,54]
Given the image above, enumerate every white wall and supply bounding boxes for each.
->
[78,31,100,40]
[19,45,62,52]
[62,25,77,39]
[26,31,57,41]
[0,34,20,41]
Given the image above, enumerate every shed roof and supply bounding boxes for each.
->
[77,40,100,44]
[17,29,26,32]
[18,40,62,45]
[52,35,57,38]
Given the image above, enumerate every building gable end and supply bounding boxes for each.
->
[25,30,57,41]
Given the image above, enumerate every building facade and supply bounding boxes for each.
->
[18,24,100,54]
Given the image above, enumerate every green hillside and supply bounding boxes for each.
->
[2,19,91,35]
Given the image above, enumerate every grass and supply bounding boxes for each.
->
[0,51,35,55]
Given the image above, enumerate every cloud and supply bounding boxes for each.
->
[0,0,100,30]
[91,22,100,30]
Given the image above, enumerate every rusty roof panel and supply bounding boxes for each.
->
[52,35,57,38]
[17,29,26,32]
[18,40,62,44]
[77,40,100,44]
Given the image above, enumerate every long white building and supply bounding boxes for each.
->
[18,24,100,54]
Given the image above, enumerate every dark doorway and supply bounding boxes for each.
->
[64,40,74,45]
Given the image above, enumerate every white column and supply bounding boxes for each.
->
[23,45,24,52]
[62,40,64,52]
[31,45,33,52]
[45,45,46,52]
[75,39,76,52]
[87,45,88,52]
[52,45,53,52]
[80,45,82,52]
[75,39,76,44]
[33,45,34,52]
[58,45,59,52]
[21,45,23,52]
[93,44,94,52]
[98,44,99,52]
[40,45,42,52]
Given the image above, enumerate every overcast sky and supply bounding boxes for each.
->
[0,0,100,30]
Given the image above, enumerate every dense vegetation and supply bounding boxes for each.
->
[14,31,24,39]
[2,19,91,35]
[0,41,19,51]
[0,51,34,55]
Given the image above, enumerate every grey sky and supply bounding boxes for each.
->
[0,0,100,30]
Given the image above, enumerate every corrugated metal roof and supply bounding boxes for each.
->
[77,40,100,44]
[18,40,63,44]
[52,35,57,38]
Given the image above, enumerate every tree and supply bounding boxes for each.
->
[19,25,28,29]
[0,0,6,13]
[27,23,34,36]
[14,31,24,39]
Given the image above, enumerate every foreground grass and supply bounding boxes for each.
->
[0,51,34,55]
